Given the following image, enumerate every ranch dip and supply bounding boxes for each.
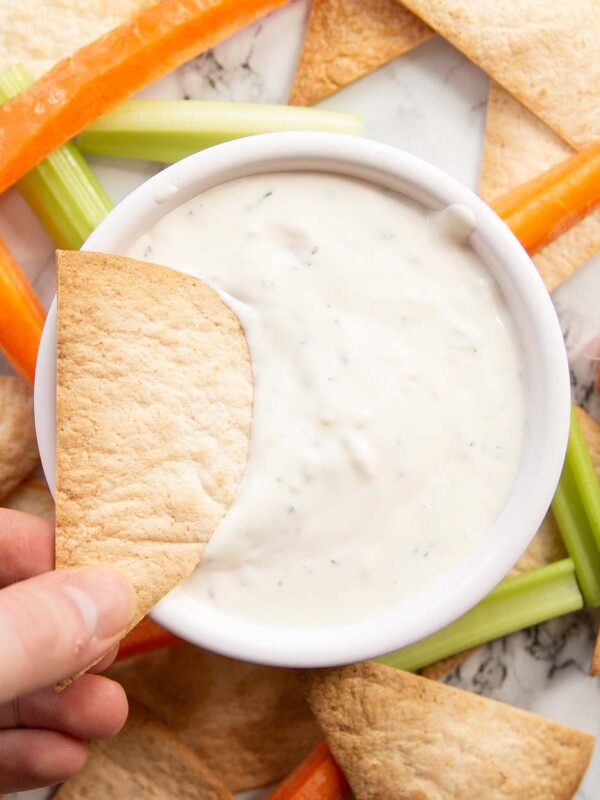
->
[127,172,525,628]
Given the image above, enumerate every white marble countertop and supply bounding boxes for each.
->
[5,1,600,797]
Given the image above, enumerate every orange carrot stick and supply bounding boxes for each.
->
[269,741,351,800]
[116,617,181,662]
[0,0,286,196]
[490,139,600,256]
[0,236,45,382]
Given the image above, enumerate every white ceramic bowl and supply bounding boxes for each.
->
[35,132,570,667]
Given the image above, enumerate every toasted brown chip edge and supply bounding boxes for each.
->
[289,0,432,106]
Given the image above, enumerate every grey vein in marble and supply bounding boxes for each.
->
[3,1,600,796]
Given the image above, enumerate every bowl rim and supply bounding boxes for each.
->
[35,131,571,667]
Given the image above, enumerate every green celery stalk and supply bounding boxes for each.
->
[0,65,112,249]
[76,100,363,163]
[552,424,600,606]
[377,558,582,673]
[566,406,600,550]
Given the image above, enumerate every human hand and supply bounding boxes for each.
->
[0,508,136,792]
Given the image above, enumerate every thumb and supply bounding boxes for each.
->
[0,568,136,704]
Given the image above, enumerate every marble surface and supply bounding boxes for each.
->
[5,1,600,797]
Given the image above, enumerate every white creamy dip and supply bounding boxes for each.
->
[127,172,525,628]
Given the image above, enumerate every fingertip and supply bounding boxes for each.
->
[60,674,129,739]
[0,568,135,703]
[89,676,129,738]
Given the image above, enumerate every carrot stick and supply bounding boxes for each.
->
[0,0,286,196]
[116,617,181,662]
[0,236,45,382]
[490,139,600,256]
[269,741,351,800]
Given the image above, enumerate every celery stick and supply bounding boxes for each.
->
[552,456,600,606]
[77,100,362,163]
[377,559,582,673]
[0,65,112,249]
[567,406,600,550]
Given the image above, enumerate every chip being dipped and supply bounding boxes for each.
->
[55,250,253,635]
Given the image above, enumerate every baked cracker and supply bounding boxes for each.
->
[300,661,594,799]
[108,643,321,792]
[55,701,233,799]
[395,0,600,149]
[55,250,253,632]
[289,0,432,106]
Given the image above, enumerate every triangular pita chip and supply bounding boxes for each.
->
[55,250,253,630]
[300,661,594,800]
[289,0,432,106]
[396,0,600,149]
[0,375,38,501]
[108,643,321,792]
[55,701,234,799]
[480,82,600,292]
[2,476,54,520]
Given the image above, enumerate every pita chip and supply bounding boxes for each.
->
[481,82,600,292]
[108,643,321,792]
[289,0,432,106]
[55,701,233,800]
[2,476,54,519]
[396,0,600,149]
[301,661,594,800]
[0,0,157,78]
[55,250,253,631]
[0,375,39,502]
